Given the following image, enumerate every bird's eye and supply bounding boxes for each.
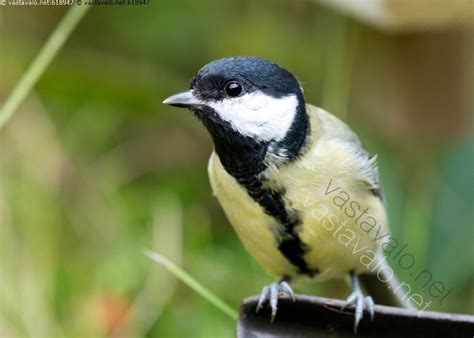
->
[224,81,243,97]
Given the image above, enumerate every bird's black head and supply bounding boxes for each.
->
[190,56,304,103]
[163,56,309,174]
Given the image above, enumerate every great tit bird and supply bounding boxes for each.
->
[163,56,409,332]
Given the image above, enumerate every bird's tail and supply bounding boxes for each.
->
[360,254,416,309]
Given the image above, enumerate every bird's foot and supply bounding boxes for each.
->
[342,289,374,333]
[255,279,295,322]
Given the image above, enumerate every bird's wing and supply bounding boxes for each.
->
[305,106,413,307]
[308,104,385,203]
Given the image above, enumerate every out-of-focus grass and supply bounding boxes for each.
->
[144,250,237,321]
[0,5,89,129]
[0,1,472,337]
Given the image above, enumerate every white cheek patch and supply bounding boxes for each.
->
[206,92,298,142]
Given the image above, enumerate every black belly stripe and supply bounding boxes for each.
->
[238,176,318,276]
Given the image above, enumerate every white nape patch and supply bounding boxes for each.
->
[206,92,298,142]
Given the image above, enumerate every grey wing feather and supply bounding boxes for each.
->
[316,107,385,203]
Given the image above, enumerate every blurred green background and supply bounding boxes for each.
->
[0,1,473,337]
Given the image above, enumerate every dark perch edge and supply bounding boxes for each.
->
[237,294,474,337]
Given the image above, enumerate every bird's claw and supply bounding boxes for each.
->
[342,290,375,333]
[256,280,295,322]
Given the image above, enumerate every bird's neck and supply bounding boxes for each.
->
[211,101,309,183]
[274,99,310,163]
[212,129,268,183]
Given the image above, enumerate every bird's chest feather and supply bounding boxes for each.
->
[208,148,385,280]
[208,152,300,277]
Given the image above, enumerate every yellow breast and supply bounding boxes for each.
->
[208,152,298,277]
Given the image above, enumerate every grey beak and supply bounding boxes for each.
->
[162,90,202,108]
